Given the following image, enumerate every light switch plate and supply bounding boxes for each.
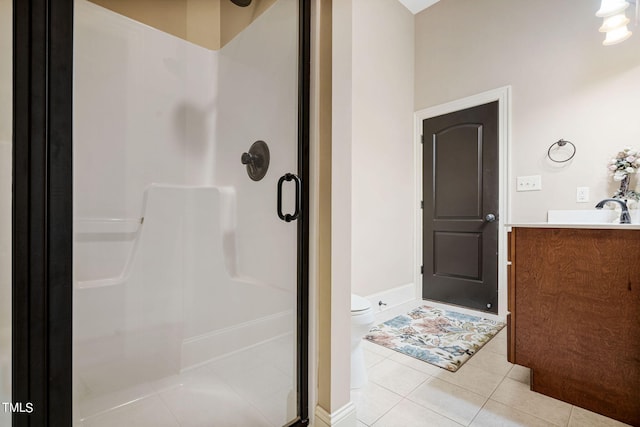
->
[516,175,542,192]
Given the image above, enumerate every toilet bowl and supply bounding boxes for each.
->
[351,294,375,389]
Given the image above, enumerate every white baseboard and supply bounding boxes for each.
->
[364,283,415,314]
[181,310,294,369]
[314,402,357,427]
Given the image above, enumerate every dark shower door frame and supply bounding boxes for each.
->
[11,1,310,425]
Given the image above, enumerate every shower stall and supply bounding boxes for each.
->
[12,0,309,426]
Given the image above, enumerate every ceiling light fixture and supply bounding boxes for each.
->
[596,0,637,45]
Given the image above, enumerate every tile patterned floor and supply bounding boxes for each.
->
[353,303,632,427]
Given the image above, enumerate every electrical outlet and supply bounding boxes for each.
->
[576,186,590,202]
[516,175,542,192]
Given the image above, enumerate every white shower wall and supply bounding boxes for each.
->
[216,0,298,294]
[74,0,220,287]
[74,0,218,221]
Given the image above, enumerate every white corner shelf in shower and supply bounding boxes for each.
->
[74,217,142,288]
[74,217,142,234]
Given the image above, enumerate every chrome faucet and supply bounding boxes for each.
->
[595,198,631,224]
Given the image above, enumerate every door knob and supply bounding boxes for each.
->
[485,213,496,223]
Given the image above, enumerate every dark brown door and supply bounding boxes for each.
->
[422,101,499,313]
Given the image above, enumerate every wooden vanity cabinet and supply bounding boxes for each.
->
[507,227,640,426]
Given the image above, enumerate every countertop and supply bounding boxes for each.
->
[506,223,640,230]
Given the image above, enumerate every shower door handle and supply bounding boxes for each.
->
[277,173,301,222]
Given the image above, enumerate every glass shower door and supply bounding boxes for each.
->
[72,1,303,425]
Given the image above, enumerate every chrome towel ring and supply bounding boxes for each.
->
[547,139,576,163]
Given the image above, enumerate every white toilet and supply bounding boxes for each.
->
[351,294,375,389]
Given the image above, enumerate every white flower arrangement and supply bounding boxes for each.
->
[609,147,640,201]
[608,147,640,181]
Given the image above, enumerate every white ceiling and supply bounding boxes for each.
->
[397,0,440,14]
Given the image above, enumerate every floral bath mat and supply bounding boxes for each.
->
[365,305,505,372]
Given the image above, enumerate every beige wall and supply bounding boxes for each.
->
[89,0,277,50]
[351,0,414,297]
[220,0,278,47]
[89,0,191,42]
[315,0,335,414]
[187,0,221,50]
[323,0,414,416]
[0,0,11,414]
[330,0,354,413]
[415,0,640,222]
